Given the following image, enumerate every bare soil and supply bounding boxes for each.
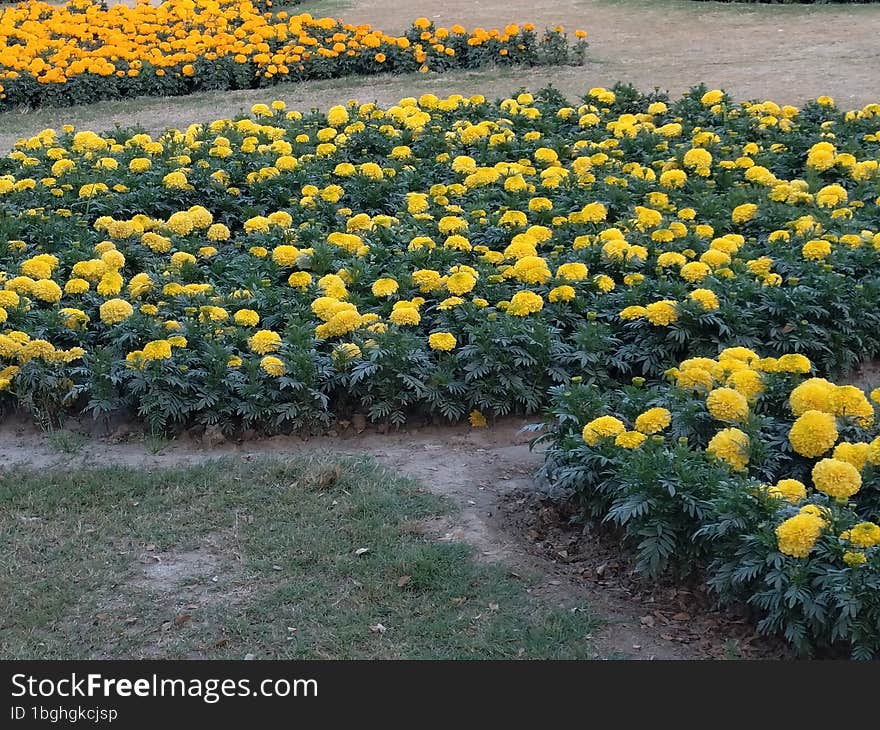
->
[0,415,781,659]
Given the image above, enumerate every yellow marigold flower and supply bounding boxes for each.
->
[327,105,350,128]
[469,410,488,428]
[331,343,361,364]
[99,298,133,325]
[129,157,151,173]
[513,256,551,284]
[830,385,874,427]
[65,278,90,295]
[507,291,544,316]
[812,458,861,500]
[689,288,719,310]
[556,262,589,281]
[659,169,687,188]
[548,285,576,303]
[776,512,825,558]
[234,309,260,327]
[244,215,271,234]
[20,338,56,362]
[802,239,831,260]
[428,332,457,351]
[706,427,750,471]
[674,366,714,393]
[534,147,559,165]
[163,171,188,190]
[96,271,123,296]
[268,211,292,229]
[101,248,125,269]
[288,272,312,289]
[634,408,671,435]
[207,223,230,241]
[582,415,626,446]
[843,551,867,567]
[593,274,615,293]
[22,255,57,279]
[726,369,764,400]
[248,330,282,354]
[789,410,838,458]
[446,271,477,295]
[389,307,420,326]
[436,297,463,310]
[615,430,647,449]
[645,300,678,326]
[619,305,647,321]
[775,353,811,374]
[142,339,172,361]
[833,442,870,471]
[679,261,709,284]
[165,211,194,236]
[706,387,749,423]
[407,269,439,293]
[790,378,836,416]
[260,356,286,377]
[847,522,880,548]
[372,278,399,297]
[683,147,712,171]
[59,307,89,330]
[31,279,63,304]
[816,184,847,208]
[199,305,228,323]
[271,245,300,267]
[0,291,20,308]
[768,479,807,504]
[731,203,758,224]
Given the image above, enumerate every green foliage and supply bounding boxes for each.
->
[699,488,880,659]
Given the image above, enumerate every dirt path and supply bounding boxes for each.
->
[344,0,880,107]
[1,415,769,659]
[2,0,878,151]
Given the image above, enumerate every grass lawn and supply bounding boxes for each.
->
[0,455,597,659]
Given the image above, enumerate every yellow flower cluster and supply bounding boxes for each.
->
[582,415,625,446]
[776,508,827,558]
[790,378,874,427]
[706,427,750,472]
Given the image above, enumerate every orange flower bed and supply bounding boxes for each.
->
[0,0,587,108]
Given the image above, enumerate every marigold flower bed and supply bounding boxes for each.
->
[0,0,587,109]
[540,348,880,657]
[1,84,879,435]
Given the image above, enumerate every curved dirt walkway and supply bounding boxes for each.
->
[345,0,880,107]
[0,416,769,659]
